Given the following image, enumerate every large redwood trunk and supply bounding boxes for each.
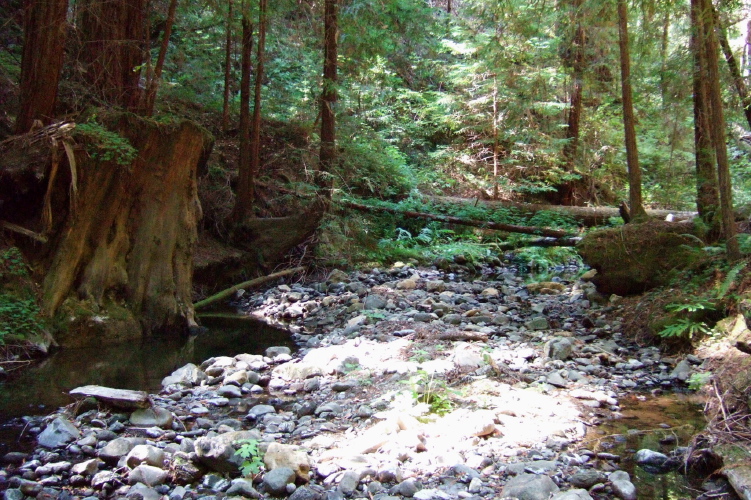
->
[15,0,69,133]
[77,0,146,109]
[1,114,213,347]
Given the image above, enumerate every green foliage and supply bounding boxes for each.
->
[402,370,455,415]
[0,247,29,279]
[0,294,44,345]
[74,122,137,166]
[235,439,264,476]
[688,372,713,391]
[658,318,711,340]
[511,246,583,274]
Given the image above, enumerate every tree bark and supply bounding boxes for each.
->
[15,0,69,134]
[3,113,213,347]
[222,0,233,132]
[249,0,267,189]
[691,0,720,228]
[141,0,178,116]
[77,0,146,110]
[318,0,338,199]
[342,201,575,238]
[714,6,751,130]
[233,4,254,220]
[617,0,647,221]
[702,0,740,260]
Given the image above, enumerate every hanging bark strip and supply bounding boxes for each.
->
[194,267,304,310]
[341,201,574,238]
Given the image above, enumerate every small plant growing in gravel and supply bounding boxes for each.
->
[403,370,455,415]
[235,439,264,476]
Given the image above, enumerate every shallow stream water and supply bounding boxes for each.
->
[590,393,708,499]
[0,315,293,454]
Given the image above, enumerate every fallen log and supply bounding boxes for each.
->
[428,195,697,227]
[194,266,305,310]
[496,236,582,250]
[341,201,574,238]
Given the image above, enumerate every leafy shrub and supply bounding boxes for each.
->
[0,294,43,345]
[334,135,414,199]
[235,439,264,476]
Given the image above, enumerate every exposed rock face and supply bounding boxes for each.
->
[577,221,702,295]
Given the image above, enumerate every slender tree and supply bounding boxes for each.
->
[702,0,740,259]
[222,0,234,132]
[141,0,179,116]
[249,0,267,194]
[318,0,338,199]
[691,0,719,228]
[15,0,69,133]
[616,0,647,220]
[714,7,751,130]
[232,0,254,220]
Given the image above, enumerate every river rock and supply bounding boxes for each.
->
[37,417,80,449]
[162,363,207,387]
[501,473,559,500]
[670,360,692,382]
[127,483,162,500]
[552,489,593,500]
[129,407,173,429]
[263,467,297,496]
[126,445,165,469]
[128,464,167,486]
[264,443,311,481]
[91,470,117,489]
[99,437,136,464]
[227,477,261,497]
[170,452,205,485]
[609,471,636,500]
[634,449,669,468]
[267,346,292,359]
[194,430,261,473]
[70,386,151,410]
[71,458,101,476]
[568,469,606,488]
[364,294,388,310]
[724,465,751,500]
[525,317,549,331]
[545,338,574,360]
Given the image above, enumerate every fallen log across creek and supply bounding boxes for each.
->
[341,200,575,238]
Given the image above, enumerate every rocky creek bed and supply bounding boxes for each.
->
[0,264,738,500]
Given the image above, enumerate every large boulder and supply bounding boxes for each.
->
[577,221,702,295]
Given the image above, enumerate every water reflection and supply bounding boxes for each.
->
[0,315,294,420]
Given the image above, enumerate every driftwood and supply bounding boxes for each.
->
[428,196,697,227]
[436,331,489,342]
[342,201,574,238]
[496,236,582,250]
[194,266,304,310]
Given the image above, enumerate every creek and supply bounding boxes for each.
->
[593,393,707,498]
[0,315,294,454]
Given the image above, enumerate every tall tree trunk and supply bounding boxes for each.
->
[222,0,233,132]
[492,76,499,200]
[691,0,719,227]
[659,10,670,108]
[702,0,740,260]
[249,0,267,189]
[141,0,178,116]
[714,6,751,130]
[617,0,647,221]
[558,0,585,205]
[15,0,69,134]
[78,0,146,110]
[318,0,338,199]
[232,3,253,221]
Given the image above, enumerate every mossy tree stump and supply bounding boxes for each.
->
[2,113,213,347]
